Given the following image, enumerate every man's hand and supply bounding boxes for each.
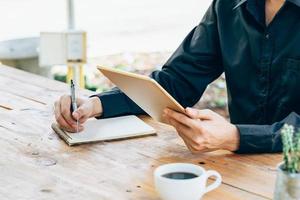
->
[163,107,240,153]
[54,95,103,132]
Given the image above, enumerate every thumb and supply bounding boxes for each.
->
[72,106,88,120]
[185,107,213,120]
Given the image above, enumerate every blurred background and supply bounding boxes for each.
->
[0,0,228,116]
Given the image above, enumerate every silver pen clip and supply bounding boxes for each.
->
[70,79,79,133]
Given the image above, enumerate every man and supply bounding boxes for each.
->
[54,0,300,153]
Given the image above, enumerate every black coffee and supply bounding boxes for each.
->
[162,172,198,180]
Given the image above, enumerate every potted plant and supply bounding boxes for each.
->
[274,124,300,200]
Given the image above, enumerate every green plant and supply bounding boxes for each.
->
[281,124,300,173]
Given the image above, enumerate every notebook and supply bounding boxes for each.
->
[52,115,156,146]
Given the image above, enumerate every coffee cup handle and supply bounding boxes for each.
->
[204,170,222,193]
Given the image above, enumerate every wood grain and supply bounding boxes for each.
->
[0,65,281,200]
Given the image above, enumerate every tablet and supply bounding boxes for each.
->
[97,66,185,123]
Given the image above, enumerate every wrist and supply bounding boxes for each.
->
[90,96,103,118]
[224,124,240,152]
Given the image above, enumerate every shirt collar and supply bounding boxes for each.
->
[233,0,300,10]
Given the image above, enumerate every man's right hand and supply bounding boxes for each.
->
[54,95,103,132]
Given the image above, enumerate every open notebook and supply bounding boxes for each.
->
[52,115,156,146]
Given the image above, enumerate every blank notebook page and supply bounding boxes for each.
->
[52,115,156,146]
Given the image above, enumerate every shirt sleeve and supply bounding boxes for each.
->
[91,88,146,119]
[93,0,223,119]
[235,112,300,153]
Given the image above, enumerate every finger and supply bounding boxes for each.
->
[171,120,202,147]
[162,113,172,125]
[75,98,84,107]
[168,118,191,135]
[177,131,205,153]
[64,125,85,133]
[164,112,201,141]
[177,132,200,148]
[175,126,196,147]
[78,116,89,124]
[164,108,198,128]
[72,106,89,122]
[166,115,208,153]
[185,108,215,120]
[177,131,208,153]
[60,95,77,125]
[166,117,197,151]
[179,134,195,152]
[54,101,75,131]
[163,113,178,125]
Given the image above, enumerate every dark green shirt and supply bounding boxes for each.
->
[95,0,300,153]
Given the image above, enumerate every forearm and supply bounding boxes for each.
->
[91,87,146,119]
[235,112,300,153]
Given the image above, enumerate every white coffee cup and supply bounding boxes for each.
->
[154,163,222,200]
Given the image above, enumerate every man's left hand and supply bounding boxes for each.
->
[163,107,240,153]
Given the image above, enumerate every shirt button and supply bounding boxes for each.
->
[265,34,270,39]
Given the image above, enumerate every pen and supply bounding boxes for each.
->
[70,79,79,133]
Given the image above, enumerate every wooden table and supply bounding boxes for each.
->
[0,65,282,200]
